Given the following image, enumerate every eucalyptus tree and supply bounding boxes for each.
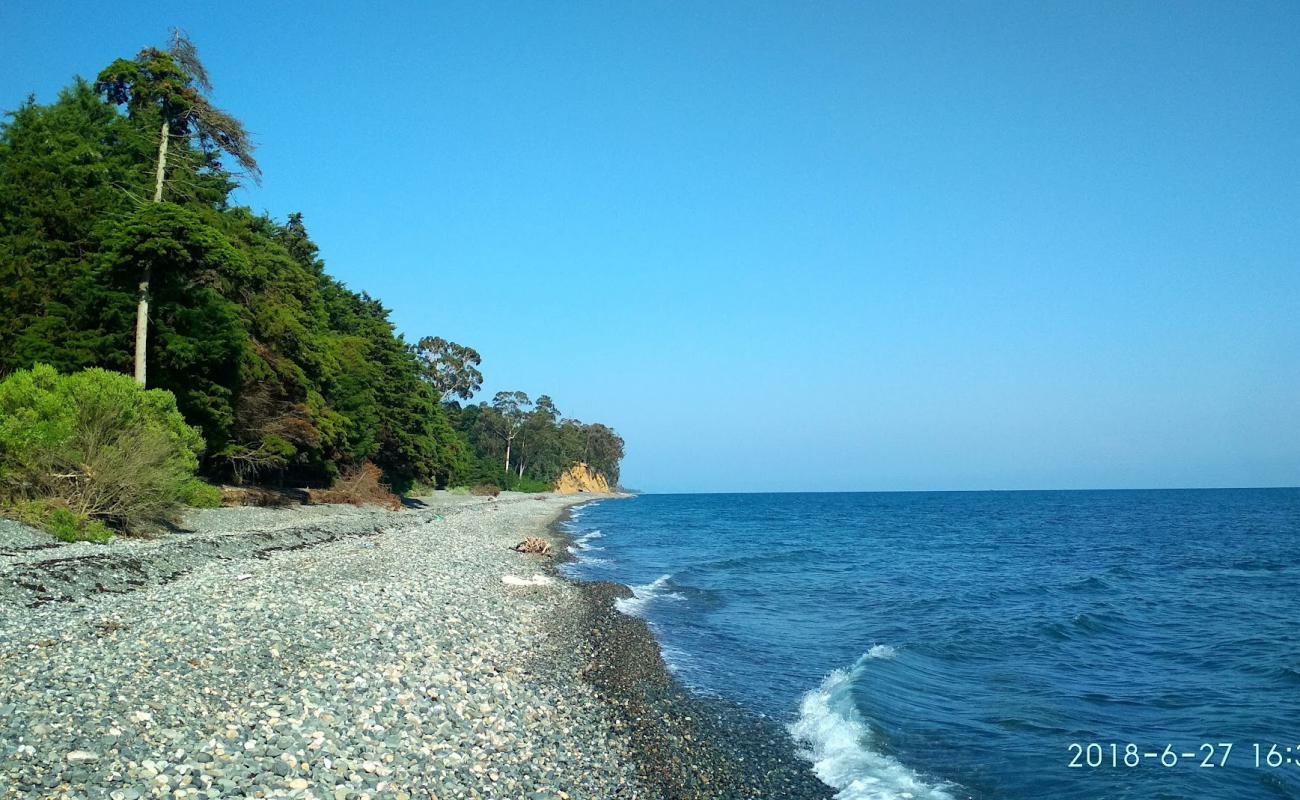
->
[491,391,532,474]
[515,395,561,479]
[415,336,483,401]
[94,30,260,386]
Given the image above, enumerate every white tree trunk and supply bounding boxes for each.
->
[504,440,511,473]
[135,119,169,386]
[152,119,169,203]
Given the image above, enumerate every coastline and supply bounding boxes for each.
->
[0,493,641,799]
[545,500,835,800]
[0,492,833,799]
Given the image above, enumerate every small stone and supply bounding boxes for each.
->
[66,750,100,763]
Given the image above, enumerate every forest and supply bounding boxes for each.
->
[0,33,623,510]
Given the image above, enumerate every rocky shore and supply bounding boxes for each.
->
[0,493,832,800]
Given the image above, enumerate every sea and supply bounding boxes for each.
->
[558,489,1300,800]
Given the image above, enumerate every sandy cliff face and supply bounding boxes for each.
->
[554,463,611,494]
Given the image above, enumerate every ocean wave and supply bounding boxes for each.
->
[790,654,956,800]
[866,644,897,660]
[572,531,605,551]
[615,574,686,617]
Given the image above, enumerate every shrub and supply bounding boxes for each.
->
[309,462,401,510]
[446,486,471,496]
[44,505,113,543]
[179,479,223,508]
[3,499,114,543]
[0,365,204,532]
[470,484,501,497]
[510,477,552,493]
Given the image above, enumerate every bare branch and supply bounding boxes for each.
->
[168,28,212,93]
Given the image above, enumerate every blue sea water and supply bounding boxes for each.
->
[559,490,1300,800]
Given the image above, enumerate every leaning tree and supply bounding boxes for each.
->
[94,30,259,386]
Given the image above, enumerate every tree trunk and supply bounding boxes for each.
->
[134,118,169,386]
[503,439,511,474]
[153,119,169,203]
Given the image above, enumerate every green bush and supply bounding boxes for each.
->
[446,486,471,496]
[510,477,552,493]
[0,364,205,532]
[470,484,501,497]
[179,479,223,508]
[43,505,114,543]
[3,499,113,543]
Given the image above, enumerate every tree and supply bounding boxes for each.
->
[516,395,561,480]
[100,203,246,451]
[95,30,260,387]
[582,422,626,484]
[491,391,531,474]
[0,81,150,378]
[414,336,483,401]
[1,46,623,498]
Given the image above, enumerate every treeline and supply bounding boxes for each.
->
[0,34,622,494]
[450,393,624,490]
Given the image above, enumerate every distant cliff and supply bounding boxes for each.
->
[554,463,611,494]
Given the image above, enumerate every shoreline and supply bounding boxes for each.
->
[544,500,835,800]
[0,492,643,799]
[0,492,833,799]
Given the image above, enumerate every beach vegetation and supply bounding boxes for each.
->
[178,478,223,508]
[0,33,624,517]
[0,364,204,533]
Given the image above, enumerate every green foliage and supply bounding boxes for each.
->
[415,336,482,401]
[0,42,622,503]
[46,506,115,543]
[95,33,260,181]
[3,500,114,543]
[452,395,625,488]
[178,478,222,508]
[510,477,552,493]
[0,364,203,529]
[470,484,501,497]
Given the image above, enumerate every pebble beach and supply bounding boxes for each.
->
[0,492,828,800]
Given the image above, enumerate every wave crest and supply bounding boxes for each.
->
[615,574,685,617]
[789,653,956,800]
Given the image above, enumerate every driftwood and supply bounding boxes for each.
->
[511,537,553,557]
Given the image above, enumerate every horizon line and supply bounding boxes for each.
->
[625,485,1300,496]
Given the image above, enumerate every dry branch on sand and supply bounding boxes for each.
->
[511,537,553,557]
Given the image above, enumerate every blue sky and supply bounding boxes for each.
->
[3,1,1297,492]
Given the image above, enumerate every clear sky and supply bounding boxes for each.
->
[3,1,1298,492]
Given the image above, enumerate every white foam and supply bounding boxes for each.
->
[789,654,955,800]
[866,644,897,660]
[572,531,605,551]
[614,574,685,617]
[501,574,554,587]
